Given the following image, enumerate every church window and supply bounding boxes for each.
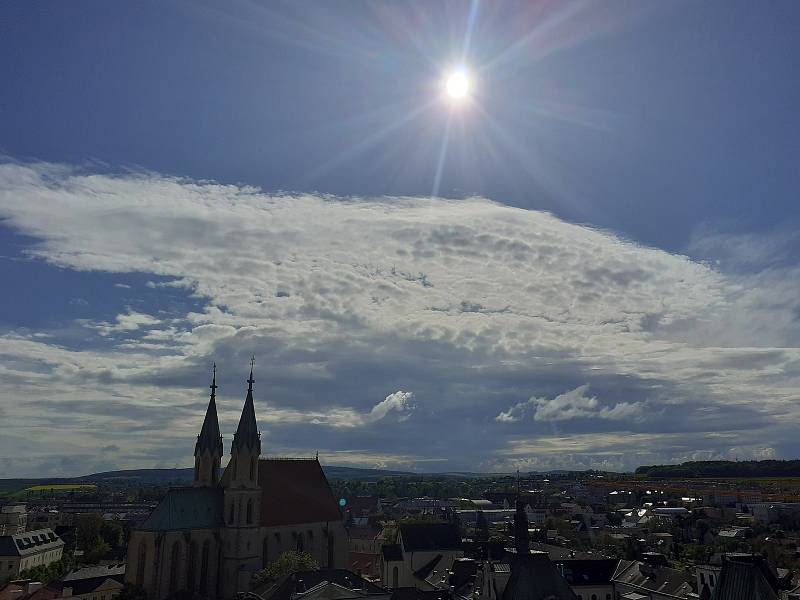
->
[229,502,235,524]
[392,566,398,588]
[246,499,253,524]
[199,541,210,595]
[187,541,197,592]
[168,541,181,595]
[250,457,255,480]
[136,541,147,587]
[210,461,216,484]
[296,532,304,552]
[262,537,269,567]
[592,595,597,600]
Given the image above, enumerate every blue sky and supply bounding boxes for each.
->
[1,1,800,477]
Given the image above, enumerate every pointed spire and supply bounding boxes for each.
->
[514,497,529,555]
[232,356,261,455]
[195,363,223,457]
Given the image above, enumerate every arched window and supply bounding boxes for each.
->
[136,539,147,586]
[250,457,256,480]
[592,595,597,600]
[210,461,216,484]
[187,541,197,592]
[296,532,304,552]
[392,566,398,588]
[168,541,181,594]
[262,536,270,567]
[229,501,235,524]
[246,499,253,524]
[199,541,210,595]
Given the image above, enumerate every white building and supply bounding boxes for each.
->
[0,528,64,584]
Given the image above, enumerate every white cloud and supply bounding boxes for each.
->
[1,161,799,475]
[496,385,644,423]
[90,310,161,336]
[262,390,414,428]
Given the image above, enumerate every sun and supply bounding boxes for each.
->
[445,70,470,100]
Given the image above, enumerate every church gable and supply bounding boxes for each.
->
[259,458,342,526]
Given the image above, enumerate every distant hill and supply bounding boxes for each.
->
[0,464,415,491]
[635,459,800,479]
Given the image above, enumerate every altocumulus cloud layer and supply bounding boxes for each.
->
[1,161,800,477]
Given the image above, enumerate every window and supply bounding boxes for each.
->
[262,537,270,568]
[199,541,210,595]
[592,595,597,600]
[187,541,197,592]
[136,541,147,587]
[168,541,181,595]
[392,566,399,588]
[250,457,255,480]
[246,499,253,524]
[229,502,235,524]
[710,575,715,587]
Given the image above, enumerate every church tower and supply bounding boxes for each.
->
[221,358,263,598]
[193,364,223,487]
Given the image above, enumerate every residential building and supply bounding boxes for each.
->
[612,555,693,600]
[0,529,64,585]
[0,506,27,536]
[61,564,126,600]
[380,523,463,589]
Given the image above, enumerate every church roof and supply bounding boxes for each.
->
[259,458,342,526]
[501,552,577,600]
[195,369,222,456]
[138,487,224,531]
[232,363,261,455]
[711,555,779,600]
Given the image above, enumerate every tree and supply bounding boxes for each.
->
[251,551,320,587]
[116,583,148,600]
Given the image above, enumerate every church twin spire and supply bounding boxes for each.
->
[195,357,261,460]
[195,363,223,458]
[231,356,262,455]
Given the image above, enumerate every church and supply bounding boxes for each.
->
[125,363,349,600]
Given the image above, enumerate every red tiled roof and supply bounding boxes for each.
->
[259,458,342,527]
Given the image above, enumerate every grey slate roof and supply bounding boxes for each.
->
[502,551,577,600]
[62,564,126,595]
[612,560,693,599]
[195,375,223,456]
[232,370,261,454]
[138,487,224,531]
[0,528,63,557]
[399,523,461,552]
[382,544,403,562]
[711,555,779,600]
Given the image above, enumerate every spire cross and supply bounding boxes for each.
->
[210,362,218,396]
[247,355,255,390]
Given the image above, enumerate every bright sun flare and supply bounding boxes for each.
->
[445,71,469,100]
